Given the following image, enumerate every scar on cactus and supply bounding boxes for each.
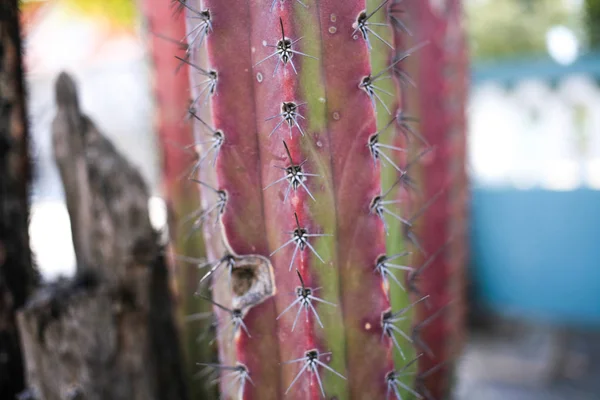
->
[228,254,276,310]
[195,255,275,338]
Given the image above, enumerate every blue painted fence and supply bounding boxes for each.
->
[471,188,600,326]
[470,54,600,325]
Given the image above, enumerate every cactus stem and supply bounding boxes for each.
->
[389,42,429,91]
[412,303,451,358]
[371,182,412,234]
[190,111,217,135]
[180,199,223,238]
[165,135,220,180]
[155,0,470,396]
[265,102,307,138]
[283,350,346,397]
[359,46,425,113]
[393,67,416,88]
[196,295,251,340]
[361,42,428,113]
[388,1,412,36]
[188,113,223,166]
[253,18,318,77]
[386,355,423,399]
[196,252,235,287]
[369,125,408,173]
[401,188,445,253]
[182,100,197,121]
[394,109,428,145]
[177,1,212,50]
[382,296,429,359]
[394,147,435,194]
[270,0,308,13]
[360,74,393,114]
[375,252,412,291]
[407,240,451,296]
[196,362,253,399]
[269,213,331,271]
[170,0,187,16]
[276,270,337,332]
[186,179,225,227]
[263,141,319,202]
[415,360,449,400]
[175,57,217,108]
[190,178,224,198]
[353,0,394,50]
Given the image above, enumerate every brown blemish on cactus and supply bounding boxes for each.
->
[230,255,276,311]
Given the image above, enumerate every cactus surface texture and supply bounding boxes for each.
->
[164,0,468,398]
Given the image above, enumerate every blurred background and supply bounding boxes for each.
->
[17,0,600,399]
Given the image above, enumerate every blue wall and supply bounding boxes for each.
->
[471,188,600,326]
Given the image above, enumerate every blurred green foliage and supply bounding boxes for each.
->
[466,0,582,61]
[585,0,600,48]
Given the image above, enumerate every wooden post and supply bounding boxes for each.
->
[17,72,188,400]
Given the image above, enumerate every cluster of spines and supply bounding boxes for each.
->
[171,0,449,398]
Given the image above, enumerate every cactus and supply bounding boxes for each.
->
[155,0,468,398]
[140,1,218,398]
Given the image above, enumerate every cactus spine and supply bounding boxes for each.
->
[163,0,467,398]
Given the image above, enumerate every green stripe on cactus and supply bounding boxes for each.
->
[364,0,417,386]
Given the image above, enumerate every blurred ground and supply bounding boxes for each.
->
[456,316,600,400]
